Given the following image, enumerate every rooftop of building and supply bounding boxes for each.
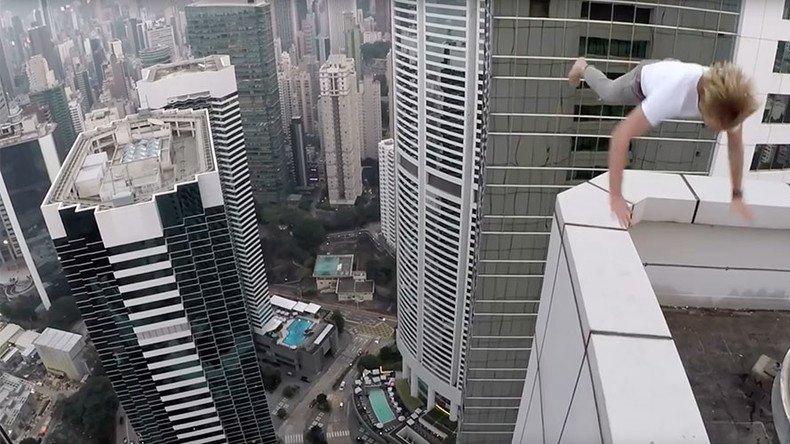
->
[514,171,790,444]
[44,108,214,210]
[0,372,32,427]
[337,277,375,294]
[33,328,83,352]
[141,55,231,82]
[0,107,55,149]
[320,55,355,73]
[313,254,355,278]
[263,295,332,351]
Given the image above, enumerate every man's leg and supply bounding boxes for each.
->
[568,58,644,105]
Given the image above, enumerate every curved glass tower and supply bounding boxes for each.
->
[393,0,488,421]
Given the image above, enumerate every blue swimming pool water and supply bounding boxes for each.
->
[283,318,313,346]
[369,389,396,424]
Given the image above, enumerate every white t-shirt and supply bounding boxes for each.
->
[639,61,708,126]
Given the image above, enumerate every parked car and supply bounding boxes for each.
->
[339,381,346,391]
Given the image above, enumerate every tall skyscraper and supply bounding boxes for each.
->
[328,0,356,53]
[186,0,290,202]
[0,39,14,99]
[392,0,748,442]
[28,25,63,81]
[68,99,85,134]
[393,0,484,424]
[41,109,276,444]
[74,67,94,111]
[378,138,395,250]
[291,117,309,188]
[137,55,274,335]
[361,76,382,159]
[318,55,363,205]
[374,0,392,34]
[1,107,69,309]
[26,54,56,92]
[29,84,78,161]
[344,11,363,79]
[271,0,296,53]
[278,54,317,135]
[145,22,178,61]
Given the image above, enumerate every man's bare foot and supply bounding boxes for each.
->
[568,57,588,87]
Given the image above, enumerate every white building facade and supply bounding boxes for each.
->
[319,54,363,205]
[137,55,275,333]
[32,327,89,381]
[392,0,487,421]
[378,138,396,251]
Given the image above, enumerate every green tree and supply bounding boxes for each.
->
[55,376,118,444]
[357,354,382,371]
[261,367,282,391]
[378,345,402,365]
[20,438,40,444]
[292,218,326,251]
[305,425,328,444]
[0,295,39,325]
[315,393,331,412]
[283,385,298,398]
[47,295,82,330]
[277,407,287,419]
[330,310,345,334]
[366,256,395,285]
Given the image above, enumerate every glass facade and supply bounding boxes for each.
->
[751,144,790,170]
[764,94,790,123]
[52,182,276,444]
[461,1,741,441]
[29,85,77,162]
[775,41,790,73]
[186,3,290,202]
[0,139,69,305]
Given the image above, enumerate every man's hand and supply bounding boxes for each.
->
[731,197,753,223]
[610,195,631,228]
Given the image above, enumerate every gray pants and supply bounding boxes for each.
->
[584,60,658,105]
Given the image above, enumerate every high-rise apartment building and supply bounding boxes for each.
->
[41,109,276,444]
[28,25,63,81]
[291,116,309,188]
[68,99,85,134]
[74,68,94,111]
[393,0,485,423]
[0,107,69,309]
[361,76,383,159]
[378,138,395,250]
[137,55,274,335]
[145,22,178,61]
[186,0,290,202]
[26,54,56,92]
[319,54,363,205]
[278,54,317,136]
[328,0,357,53]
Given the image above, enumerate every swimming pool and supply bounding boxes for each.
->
[283,318,313,347]
[368,389,396,424]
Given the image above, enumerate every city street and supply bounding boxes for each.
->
[278,333,381,444]
[115,407,139,444]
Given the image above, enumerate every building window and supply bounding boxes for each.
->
[573,104,634,121]
[581,1,652,24]
[579,36,649,58]
[784,0,790,19]
[775,41,790,73]
[530,0,550,17]
[763,94,790,123]
[572,136,608,152]
[750,144,790,170]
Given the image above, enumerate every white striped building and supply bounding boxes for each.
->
[137,55,274,333]
[41,109,275,444]
[378,138,396,250]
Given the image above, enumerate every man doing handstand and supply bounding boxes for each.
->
[568,58,758,227]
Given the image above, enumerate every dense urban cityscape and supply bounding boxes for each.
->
[0,0,787,443]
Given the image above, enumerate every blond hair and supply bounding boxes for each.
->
[699,62,758,130]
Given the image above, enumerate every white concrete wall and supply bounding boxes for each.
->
[513,171,790,444]
[711,0,790,178]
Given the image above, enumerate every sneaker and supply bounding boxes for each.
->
[568,57,587,87]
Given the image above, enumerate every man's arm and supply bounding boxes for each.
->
[727,125,744,194]
[608,106,653,227]
[727,125,753,222]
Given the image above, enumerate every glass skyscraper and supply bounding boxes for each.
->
[42,110,276,444]
[393,1,743,442]
[186,0,290,203]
